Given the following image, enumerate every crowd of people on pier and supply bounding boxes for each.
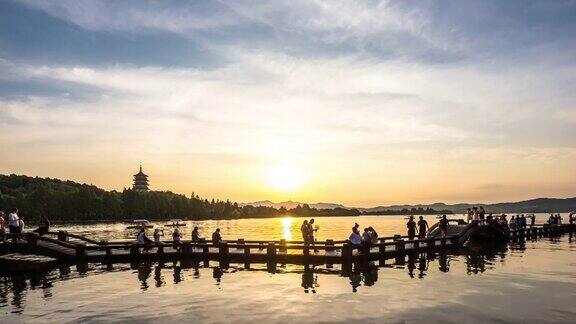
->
[0,208,53,237]
[134,225,225,252]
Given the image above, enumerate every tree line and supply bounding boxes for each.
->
[362,207,453,215]
[0,174,362,223]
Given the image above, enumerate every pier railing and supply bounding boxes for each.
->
[2,223,574,268]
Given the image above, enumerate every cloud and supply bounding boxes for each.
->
[1,0,576,203]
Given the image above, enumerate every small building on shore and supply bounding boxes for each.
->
[133,165,150,191]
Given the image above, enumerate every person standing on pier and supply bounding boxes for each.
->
[137,228,153,252]
[417,216,428,239]
[368,226,379,244]
[192,226,200,243]
[301,220,309,245]
[348,226,362,245]
[407,216,417,240]
[153,228,162,244]
[361,228,372,244]
[530,214,536,227]
[36,215,50,235]
[172,228,183,251]
[467,208,473,223]
[479,207,486,220]
[439,215,449,237]
[7,208,21,234]
[212,228,222,245]
[308,219,318,252]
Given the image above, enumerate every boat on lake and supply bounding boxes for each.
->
[428,218,508,246]
[126,219,153,229]
[164,219,187,227]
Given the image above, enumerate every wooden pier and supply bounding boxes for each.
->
[1,223,575,271]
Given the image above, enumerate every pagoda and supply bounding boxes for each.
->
[133,164,150,191]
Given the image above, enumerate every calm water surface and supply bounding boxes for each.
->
[2,215,575,323]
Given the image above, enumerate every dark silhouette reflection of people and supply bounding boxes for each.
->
[213,267,223,286]
[438,252,450,273]
[466,254,486,274]
[173,262,183,284]
[362,265,378,286]
[10,274,27,312]
[418,254,428,278]
[407,254,416,278]
[301,269,317,293]
[138,263,152,291]
[349,270,362,293]
[154,264,165,288]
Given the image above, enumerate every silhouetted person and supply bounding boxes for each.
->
[308,219,318,252]
[406,216,417,240]
[154,228,162,244]
[417,216,428,239]
[530,214,536,227]
[192,226,200,242]
[368,226,378,244]
[212,228,222,245]
[137,228,153,252]
[172,228,182,251]
[36,215,50,235]
[348,227,362,245]
[8,208,20,234]
[479,206,486,220]
[301,220,309,245]
[439,215,449,237]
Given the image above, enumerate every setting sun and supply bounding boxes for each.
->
[266,165,304,192]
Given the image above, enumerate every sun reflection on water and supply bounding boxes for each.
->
[281,217,293,240]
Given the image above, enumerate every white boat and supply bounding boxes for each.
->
[126,219,153,229]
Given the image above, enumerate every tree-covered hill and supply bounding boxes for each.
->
[0,174,361,222]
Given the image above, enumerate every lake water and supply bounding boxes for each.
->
[2,214,576,323]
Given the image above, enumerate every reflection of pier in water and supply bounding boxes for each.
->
[5,233,565,312]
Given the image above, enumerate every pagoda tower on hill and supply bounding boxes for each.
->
[133,164,149,191]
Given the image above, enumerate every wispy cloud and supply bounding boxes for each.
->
[1,0,576,204]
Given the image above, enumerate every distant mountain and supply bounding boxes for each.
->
[243,197,576,214]
[360,198,576,214]
[241,200,347,210]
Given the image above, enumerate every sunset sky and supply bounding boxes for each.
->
[1,0,575,207]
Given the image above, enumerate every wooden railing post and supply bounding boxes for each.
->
[58,230,68,242]
[75,243,86,259]
[325,239,334,253]
[157,244,164,254]
[130,244,140,256]
[267,242,277,262]
[182,242,191,255]
[26,232,39,247]
[237,238,245,250]
[218,242,229,259]
[303,244,310,257]
[413,239,420,250]
[279,239,287,253]
[342,243,352,265]
[395,239,405,254]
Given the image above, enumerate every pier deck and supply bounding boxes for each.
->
[1,223,574,270]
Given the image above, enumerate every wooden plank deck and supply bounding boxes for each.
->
[1,223,574,268]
